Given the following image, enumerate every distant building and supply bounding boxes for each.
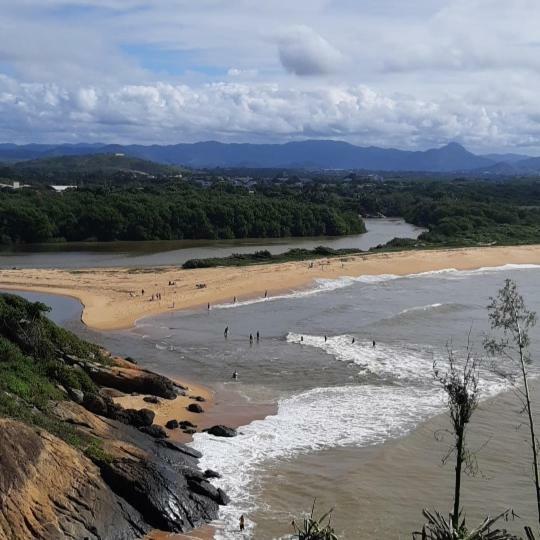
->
[49,185,77,193]
[0,180,29,189]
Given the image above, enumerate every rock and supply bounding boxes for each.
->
[84,364,177,399]
[203,425,237,438]
[82,392,108,416]
[154,439,202,458]
[204,469,221,479]
[183,428,196,435]
[179,420,197,429]
[143,395,160,404]
[185,473,230,506]
[165,419,179,429]
[0,419,150,539]
[125,356,138,364]
[139,425,168,439]
[101,387,126,399]
[68,387,84,404]
[99,457,220,532]
[115,407,156,428]
[191,395,206,402]
[187,403,204,413]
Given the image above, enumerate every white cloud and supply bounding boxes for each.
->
[277,26,343,76]
[1,0,540,151]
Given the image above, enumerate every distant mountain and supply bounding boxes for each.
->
[1,140,539,173]
[5,153,182,179]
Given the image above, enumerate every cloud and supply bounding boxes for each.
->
[277,26,343,76]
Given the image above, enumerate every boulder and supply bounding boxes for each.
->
[139,425,168,439]
[183,428,196,435]
[204,469,221,479]
[82,393,108,416]
[154,439,202,459]
[143,395,160,404]
[68,388,84,404]
[203,425,237,438]
[165,419,179,430]
[187,403,204,414]
[114,407,155,428]
[179,420,197,429]
[191,395,206,402]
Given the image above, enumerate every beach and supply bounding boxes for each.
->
[1,244,540,331]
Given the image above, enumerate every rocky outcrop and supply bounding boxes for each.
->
[187,403,204,413]
[0,419,149,540]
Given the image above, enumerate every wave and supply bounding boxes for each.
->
[399,303,443,314]
[191,384,444,539]
[210,264,540,311]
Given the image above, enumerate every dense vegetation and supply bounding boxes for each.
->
[0,182,364,244]
[258,178,540,246]
[0,293,109,459]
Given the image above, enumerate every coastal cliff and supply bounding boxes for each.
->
[0,293,225,539]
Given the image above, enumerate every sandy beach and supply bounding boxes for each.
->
[1,245,540,331]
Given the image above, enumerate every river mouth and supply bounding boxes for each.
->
[0,218,424,269]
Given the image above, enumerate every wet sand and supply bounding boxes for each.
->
[0,244,539,331]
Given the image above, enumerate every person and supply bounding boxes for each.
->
[239,515,245,531]
[232,370,238,380]
[207,302,210,310]
[256,331,260,341]
[141,289,145,296]
[224,326,229,338]
[264,290,268,298]
[300,336,304,342]
[352,337,355,344]
[324,335,327,342]
[372,339,376,348]
[249,333,253,344]
[233,296,237,303]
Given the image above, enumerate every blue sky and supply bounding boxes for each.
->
[1,0,540,153]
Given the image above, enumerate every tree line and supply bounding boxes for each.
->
[0,184,364,244]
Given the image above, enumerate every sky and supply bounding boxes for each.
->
[1,0,540,153]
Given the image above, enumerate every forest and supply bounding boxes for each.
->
[0,182,364,244]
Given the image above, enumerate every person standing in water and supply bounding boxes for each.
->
[256,331,260,342]
[264,290,268,298]
[239,515,245,531]
[232,370,238,380]
[352,337,355,344]
[324,335,327,342]
[224,326,229,338]
[233,296,237,304]
[249,333,253,344]
[372,339,376,348]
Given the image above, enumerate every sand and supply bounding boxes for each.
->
[1,244,540,331]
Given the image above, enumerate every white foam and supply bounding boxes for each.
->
[287,333,435,383]
[210,264,540,310]
[400,303,443,314]
[191,384,444,539]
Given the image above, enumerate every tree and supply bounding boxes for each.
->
[484,279,540,527]
[434,343,481,530]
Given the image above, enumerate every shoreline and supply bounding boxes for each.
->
[1,244,540,331]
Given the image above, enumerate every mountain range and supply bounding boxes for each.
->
[1,140,539,174]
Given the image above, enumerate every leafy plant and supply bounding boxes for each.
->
[413,509,519,540]
[291,501,338,540]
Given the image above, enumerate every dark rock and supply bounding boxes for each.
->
[204,469,221,479]
[187,403,204,414]
[165,419,179,430]
[185,473,230,506]
[125,356,138,364]
[203,425,237,438]
[179,420,197,429]
[68,388,84,404]
[82,393,108,416]
[139,425,168,439]
[143,396,160,404]
[113,407,155,428]
[154,439,202,459]
[183,429,196,435]
[190,395,206,402]
[99,457,219,533]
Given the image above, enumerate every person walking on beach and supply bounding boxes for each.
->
[224,326,229,338]
[239,515,245,531]
[232,370,238,380]
[141,289,145,296]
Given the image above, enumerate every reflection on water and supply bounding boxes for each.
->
[0,218,424,269]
